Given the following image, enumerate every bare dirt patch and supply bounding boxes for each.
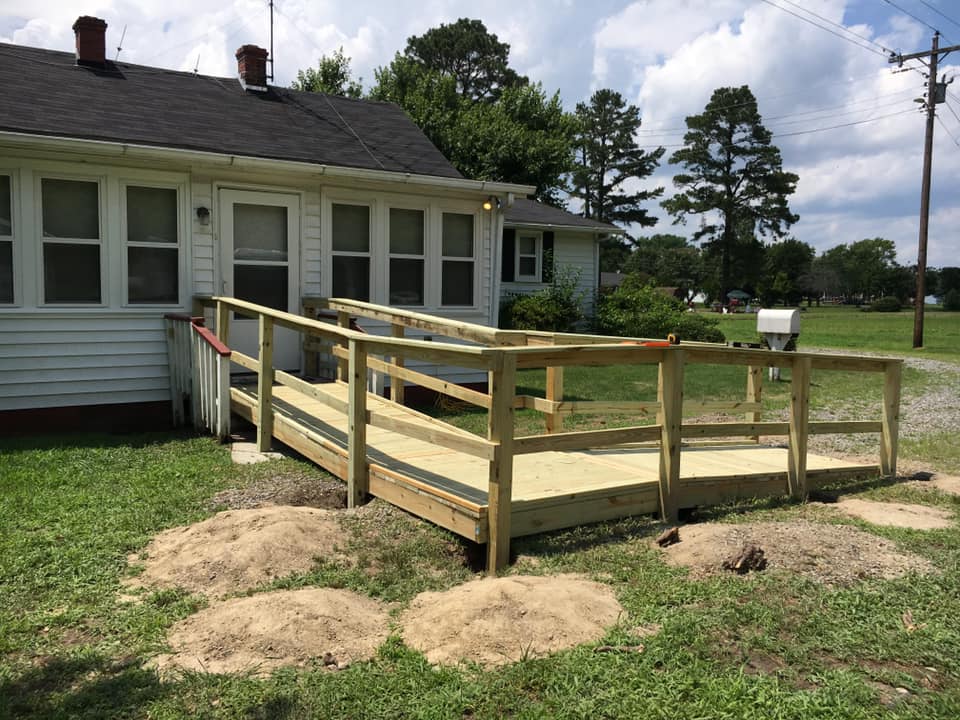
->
[660,520,936,586]
[127,506,347,597]
[152,588,390,676]
[831,498,954,530]
[915,474,960,497]
[209,472,347,510]
[400,575,624,666]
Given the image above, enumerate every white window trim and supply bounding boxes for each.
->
[0,168,18,307]
[330,200,373,302]
[387,204,428,308]
[120,180,187,308]
[439,209,480,309]
[36,173,107,308]
[515,230,543,283]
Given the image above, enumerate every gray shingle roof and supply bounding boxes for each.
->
[504,198,621,232]
[0,43,462,179]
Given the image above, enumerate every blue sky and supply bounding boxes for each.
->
[2,0,958,269]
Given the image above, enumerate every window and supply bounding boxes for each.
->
[516,232,541,281]
[233,202,290,315]
[389,208,425,306]
[440,212,475,306]
[0,175,11,303]
[332,203,370,301]
[41,178,101,304]
[126,185,179,304]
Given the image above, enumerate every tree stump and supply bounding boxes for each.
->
[722,544,767,574]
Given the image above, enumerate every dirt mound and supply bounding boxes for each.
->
[400,575,624,666]
[153,588,390,675]
[833,498,954,530]
[660,520,936,586]
[209,473,347,510]
[128,506,346,597]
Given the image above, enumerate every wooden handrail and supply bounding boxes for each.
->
[193,324,232,357]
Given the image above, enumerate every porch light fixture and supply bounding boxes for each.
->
[196,206,210,225]
[482,196,500,211]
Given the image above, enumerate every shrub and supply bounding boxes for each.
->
[595,280,725,343]
[867,295,901,312]
[500,266,584,332]
[943,289,960,311]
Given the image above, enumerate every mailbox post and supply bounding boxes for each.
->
[757,309,800,381]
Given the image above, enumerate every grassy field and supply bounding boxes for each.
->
[0,308,957,719]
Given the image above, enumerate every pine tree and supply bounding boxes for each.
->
[662,85,798,300]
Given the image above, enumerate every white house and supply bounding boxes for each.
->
[0,16,533,430]
[499,198,621,321]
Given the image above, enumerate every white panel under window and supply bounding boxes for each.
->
[234,203,288,261]
[41,178,99,239]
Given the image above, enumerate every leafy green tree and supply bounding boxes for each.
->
[758,238,814,305]
[625,234,704,300]
[291,47,363,97]
[814,238,912,302]
[662,85,799,300]
[372,24,573,203]
[402,18,526,102]
[596,277,724,342]
[570,89,665,229]
[934,266,960,301]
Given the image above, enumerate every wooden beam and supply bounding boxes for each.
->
[274,369,350,414]
[347,339,368,508]
[808,421,883,434]
[880,361,902,477]
[681,422,789,438]
[787,356,811,499]
[215,301,230,347]
[745,365,763,443]
[390,324,405,405]
[512,345,665,369]
[368,410,497,461]
[486,352,516,574]
[513,425,662,454]
[657,349,685,522]
[256,315,274,452]
[336,311,350,382]
[545,366,564,433]
[229,350,259,373]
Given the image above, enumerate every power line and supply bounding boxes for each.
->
[935,113,960,146]
[944,98,960,126]
[775,0,896,54]
[916,0,960,32]
[758,0,888,57]
[882,0,942,35]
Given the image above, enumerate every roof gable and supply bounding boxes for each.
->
[504,198,620,232]
[0,43,462,179]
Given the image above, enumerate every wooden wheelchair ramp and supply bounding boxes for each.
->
[231,382,875,544]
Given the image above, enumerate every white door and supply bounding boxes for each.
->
[220,189,301,372]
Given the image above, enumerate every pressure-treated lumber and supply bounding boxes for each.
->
[880,361,902,477]
[513,425,662,455]
[787,356,811,499]
[390,324,405,405]
[657,349,685,521]
[545,366,564,433]
[486,352,516,573]
[256,316,274,452]
[336,311,350,381]
[347,339,368,507]
[746,365,763,443]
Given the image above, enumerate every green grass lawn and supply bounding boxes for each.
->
[1,309,958,718]
[2,432,960,718]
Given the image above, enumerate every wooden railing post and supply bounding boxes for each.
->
[390,323,405,405]
[347,338,369,508]
[190,328,202,430]
[487,351,516,573]
[657,348,685,522]
[746,365,763,443]
[216,352,231,441]
[545,366,564,434]
[216,301,230,346]
[880,361,902,477]
[787,356,811,499]
[336,311,350,381]
[256,315,274,452]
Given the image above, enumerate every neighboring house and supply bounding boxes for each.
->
[0,16,532,428]
[499,198,621,321]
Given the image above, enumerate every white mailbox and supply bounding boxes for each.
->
[757,309,800,380]
[757,308,800,336]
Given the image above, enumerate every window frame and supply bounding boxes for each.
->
[37,173,106,307]
[439,210,479,309]
[0,169,17,306]
[515,230,542,283]
[387,204,427,308]
[120,181,185,307]
[330,200,373,302]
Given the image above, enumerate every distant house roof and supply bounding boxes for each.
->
[505,198,621,232]
[0,43,462,178]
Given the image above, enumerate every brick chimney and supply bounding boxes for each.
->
[236,45,269,90]
[73,16,107,66]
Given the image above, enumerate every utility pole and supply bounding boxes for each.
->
[890,33,959,348]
